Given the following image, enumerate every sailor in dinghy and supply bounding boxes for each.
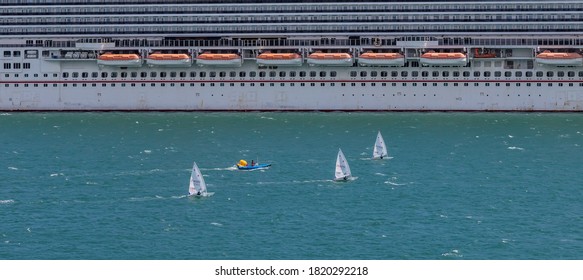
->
[334,148,353,181]
[372,131,389,160]
[188,161,213,198]
[236,159,272,170]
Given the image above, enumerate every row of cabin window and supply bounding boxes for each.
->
[5,70,583,79]
[6,82,582,88]
[61,70,340,78]
[3,72,58,78]
[3,63,31,69]
[351,70,583,78]
[3,50,21,57]
[59,70,583,79]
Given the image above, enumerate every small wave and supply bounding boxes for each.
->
[364,156,393,160]
[334,176,358,182]
[0,113,11,116]
[203,166,238,171]
[385,180,407,186]
[256,179,330,185]
[211,222,223,227]
[8,167,18,170]
[128,196,168,201]
[50,173,64,177]
[441,249,463,258]
[116,169,164,176]
[0,199,15,204]
[507,146,524,150]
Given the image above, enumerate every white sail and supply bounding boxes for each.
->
[188,161,207,196]
[334,148,352,180]
[373,131,388,159]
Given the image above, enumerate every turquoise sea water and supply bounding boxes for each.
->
[1,112,583,260]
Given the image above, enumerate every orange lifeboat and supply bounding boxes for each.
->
[97,53,142,67]
[256,52,302,66]
[420,51,467,66]
[307,52,353,66]
[358,52,405,66]
[148,53,190,60]
[473,49,497,59]
[535,50,583,66]
[196,52,242,67]
[146,52,192,67]
[98,53,140,60]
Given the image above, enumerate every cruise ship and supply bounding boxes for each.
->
[1,0,583,111]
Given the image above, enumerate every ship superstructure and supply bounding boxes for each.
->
[1,0,583,111]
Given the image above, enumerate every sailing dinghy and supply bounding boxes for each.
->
[334,148,352,181]
[372,131,389,159]
[188,161,214,197]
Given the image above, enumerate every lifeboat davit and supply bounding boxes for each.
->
[97,53,142,67]
[307,52,353,66]
[358,52,405,66]
[535,50,583,66]
[256,52,302,66]
[420,51,467,66]
[196,52,242,67]
[146,52,192,67]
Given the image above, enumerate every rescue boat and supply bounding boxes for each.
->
[146,52,192,67]
[196,52,242,67]
[535,50,583,66]
[358,52,405,66]
[97,53,142,67]
[256,52,303,66]
[473,49,497,59]
[419,51,467,66]
[307,52,353,66]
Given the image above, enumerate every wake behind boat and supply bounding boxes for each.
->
[188,161,214,198]
[236,159,272,171]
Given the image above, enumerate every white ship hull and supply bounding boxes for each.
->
[2,80,580,111]
[1,0,582,111]
[1,58,582,111]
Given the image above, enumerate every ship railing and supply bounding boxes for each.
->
[9,36,583,51]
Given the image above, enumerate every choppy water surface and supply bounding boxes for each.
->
[1,112,582,259]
